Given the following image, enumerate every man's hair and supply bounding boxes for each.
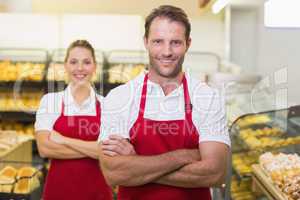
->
[65,39,96,63]
[144,5,191,41]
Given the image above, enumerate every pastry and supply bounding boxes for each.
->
[14,167,40,194]
[0,166,17,193]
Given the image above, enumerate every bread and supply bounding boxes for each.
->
[0,166,17,193]
[13,167,40,194]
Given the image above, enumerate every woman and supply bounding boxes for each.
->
[35,40,112,200]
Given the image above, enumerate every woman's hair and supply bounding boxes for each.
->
[64,40,96,63]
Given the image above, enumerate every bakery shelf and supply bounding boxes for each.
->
[0,160,45,200]
[0,112,36,122]
[232,166,252,182]
[0,49,49,84]
[0,81,46,90]
[106,50,148,84]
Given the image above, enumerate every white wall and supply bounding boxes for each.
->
[31,0,207,18]
[256,5,300,106]
[190,16,225,57]
[0,14,59,49]
[0,0,32,12]
[0,13,225,57]
[230,7,258,73]
[229,2,300,107]
[0,13,144,50]
[60,15,143,50]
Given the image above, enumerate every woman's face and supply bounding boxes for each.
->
[65,47,96,85]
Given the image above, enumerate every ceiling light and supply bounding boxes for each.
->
[265,0,300,28]
[212,0,230,14]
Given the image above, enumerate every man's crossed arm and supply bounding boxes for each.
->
[98,135,230,188]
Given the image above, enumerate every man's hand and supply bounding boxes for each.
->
[101,135,136,156]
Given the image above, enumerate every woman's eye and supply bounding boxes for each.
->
[84,60,92,65]
[70,60,77,64]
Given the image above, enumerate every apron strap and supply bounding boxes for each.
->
[95,97,101,122]
[182,74,193,120]
[61,100,65,116]
[137,73,148,119]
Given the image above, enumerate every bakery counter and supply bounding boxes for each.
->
[252,152,300,200]
[252,164,287,200]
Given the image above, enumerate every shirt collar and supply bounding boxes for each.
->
[146,74,183,97]
[64,84,96,107]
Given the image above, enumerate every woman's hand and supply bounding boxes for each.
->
[101,135,136,157]
[49,131,66,144]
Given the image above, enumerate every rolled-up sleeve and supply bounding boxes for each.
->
[98,84,135,142]
[192,85,231,147]
[34,94,60,132]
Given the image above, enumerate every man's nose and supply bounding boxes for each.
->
[162,44,172,57]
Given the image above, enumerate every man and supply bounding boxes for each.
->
[98,5,230,200]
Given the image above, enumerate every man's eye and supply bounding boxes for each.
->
[172,40,182,45]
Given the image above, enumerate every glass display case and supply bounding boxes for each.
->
[229,105,300,200]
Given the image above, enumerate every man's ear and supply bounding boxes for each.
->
[143,36,149,50]
[186,37,192,52]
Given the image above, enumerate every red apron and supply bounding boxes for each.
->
[118,73,211,200]
[43,99,112,200]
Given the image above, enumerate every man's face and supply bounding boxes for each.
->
[144,17,191,78]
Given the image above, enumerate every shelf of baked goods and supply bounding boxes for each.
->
[232,151,260,180]
[0,161,44,199]
[0,122,34,137]
[106,50,148,84]
[0,91,41,122]
[0,91,42,112]
[252,152,300,200]
[0,49,48,89]
[231,106,300,152]
[231,175,256,200]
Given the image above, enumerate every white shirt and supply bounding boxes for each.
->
[99,72,231,147]
[35,85,103,132]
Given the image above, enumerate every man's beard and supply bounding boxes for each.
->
[149,55,185,78]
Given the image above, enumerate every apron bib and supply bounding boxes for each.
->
[118,74,211,200]
[43,99,112,200]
